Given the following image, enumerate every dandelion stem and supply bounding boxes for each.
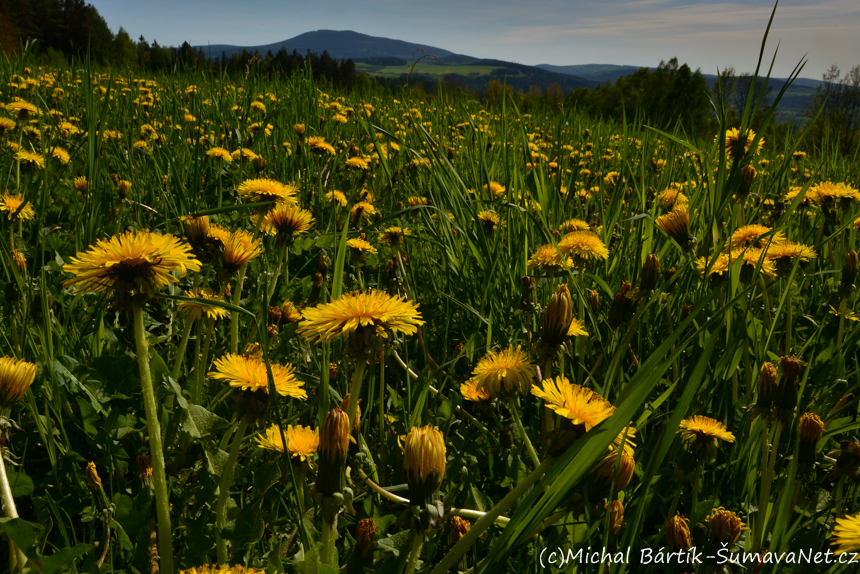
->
[0,448,27,572]
[132,300,174,574]
[834,475,847,518]
[230,263,248,354]
[754,420,782,551]
[320,512,338,566]
[195,317,216,405]
[215,415,250,563]
[507,395,541,468]
[267,242,288,303]
[346,362,367,430]
[430,457,556,574]
[404,530,424,574]
[170,317,195,381]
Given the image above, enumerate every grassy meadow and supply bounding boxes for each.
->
[0,33,859,574]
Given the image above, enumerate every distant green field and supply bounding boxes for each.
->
[355,62,505,77]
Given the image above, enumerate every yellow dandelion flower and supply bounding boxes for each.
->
[62,231,200,295]
[1,194,35,221]
[527,243,572,270]
[0,356,37,409]
[307,136,335,156]
[209,226,263,270]
[656,187,688,210]
[656,206,695,250]
[813,181,860,207]
[237,178,298,204]
[707,507,746,545]
[831,512,860,555]
[326,190,347,206]
[558,231,609,262]
[231,148,258,162]
[51,146,70,164]
[460,379,490,402]
[567,317,589,337]
[298,290,424,344]
[379,227,411,245]
[678,415,735,445]
[14,150,45,170]
[255,424,319,465]
[484,181,506,197]
[719,127,763,160]
[208,353,306,399]
[477,211,501,233]
[262,202,315,240]
[531,376,614,430]
[559,218,590,234]
[179,288,228,321]
[346,156,369,170]
[350,201,375,221]
[468,347,536,397]
[347,237,377,254]
[281,300,302,323]
[723,224,785,252]
[6,98,38,118]
[206,147,233,162]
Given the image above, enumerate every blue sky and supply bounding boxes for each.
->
[89,0,859,79]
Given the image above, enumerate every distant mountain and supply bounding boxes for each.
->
[537,64,643,84]
[196,30,459,61]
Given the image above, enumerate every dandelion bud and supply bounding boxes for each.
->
[755,362,778,412]
[317,407,350,496]
[583,129,591,139]
[664,515,691,551]
[0,356,37,409]
[252,155,267,171]
[86,461,102,490]
[656,207,695,251]
[640,254,661,292]
[181,215,210,249]
[541,284,573,347]
[319,253,329,277]
[243,342,263,358]
[281,300,301,323]
[356,518,376,557]
[780,355,803,384]
[328,362,339,381]
[606,499,624,536]
[11,249,26,276]
[588,289,600,311]
[739,165,757,197]
[268,306,282,325]
[608,282,632,325]
[137,454,153,486]
[591,451,635,496]
[117,179,132,197]
[294,123,305,136]
[798,412,824,471]
[404,424,447,506]
[449,516,470,545]
[74,176,88,193]
[773,355,803,424]
[651,158,665,173]
[267,324,278,339]
[839,251,858,298]
[110,173,119,186]
[707,507,745,546]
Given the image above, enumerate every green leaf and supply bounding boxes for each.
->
[8,469,34,497]
[33,544,92,574]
